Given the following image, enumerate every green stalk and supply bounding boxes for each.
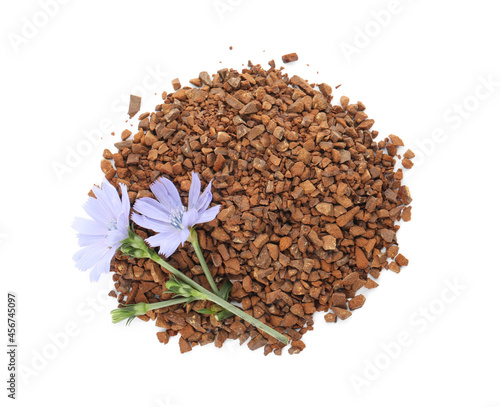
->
[188,228,220,295]
[150,252,289,344]
[111,297,188,325]
[145,297,187,312]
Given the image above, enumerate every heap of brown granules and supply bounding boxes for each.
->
[99,61,414,355]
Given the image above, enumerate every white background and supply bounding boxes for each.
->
[2,0,499,406]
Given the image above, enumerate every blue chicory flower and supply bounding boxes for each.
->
[132,172,220,258]
[73,179,130,281]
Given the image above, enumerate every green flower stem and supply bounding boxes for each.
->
[150,252,289,345]
[111,297,188,325]
[215,309,233,321]
[188,228,220,296]
[145,297,188,312]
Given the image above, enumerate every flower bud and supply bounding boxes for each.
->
[119,229,156,259]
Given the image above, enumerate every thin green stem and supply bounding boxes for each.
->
[111,297,188,325]
[150,251,202,289]
[215,309,233,321]
[188,228,220,295]
[150,252,289,345]
[202,289,289,345]
[145,297,188,312]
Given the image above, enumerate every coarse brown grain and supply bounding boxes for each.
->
[172,78,181,91]
[402,158,414,169]
[103,62,413,355]
[395,254,409,266]
[282,53,299,63]
[127,95,141,118]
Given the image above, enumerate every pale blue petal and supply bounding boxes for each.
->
[90,192,115,222]
[92,180,121,219]
[146,230,186,258]
[73,217,106,236]
[82,197,110,226]
[77,234,106,247]
[117,212,130,235]
[179,227,190,245]
[107,228,129,247]
[197,205,221,224]
[195,180,213,213]
[133,197,172,221]
[119,183,131,218]
[131,213,180,233]
[182,209,199,229]
[102,179,123,215]
[74,178,130,280]
[88,249,115,282]
[145,232,171,248]
[73,241,109,271]
[131,212,150,230]
[151,177,183,209]
[161,177,183,208]
[188,172,201,211]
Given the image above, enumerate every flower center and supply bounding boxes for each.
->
[106,219,118,231]
[169,206,185,230]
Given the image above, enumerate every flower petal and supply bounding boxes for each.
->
[73,178,131,281]
[131,213,180,233]
[117,212,131,235]
[82,196,110,226]
[73,217,107,236]
[76,233,106,247]
[119,183,131,219]
[73,241,109,271]
[92,180,121,219]
[178,227,190,246]
[151,177,183,210]
[133,197,172,221]
[188,172,201,211]
[182,209,199,229]
[196,205,221,224]
[146,229,188,258]
[88,249,116,282]
[107,228,129,247]
[102,179,122,212]
[195,180,213,213]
